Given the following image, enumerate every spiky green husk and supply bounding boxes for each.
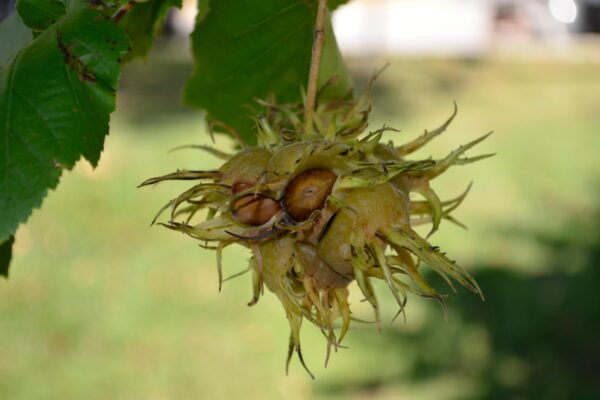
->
[140,83,492,376]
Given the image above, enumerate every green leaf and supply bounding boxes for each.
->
[0,12,33,67]
[0,236,14,278]
[0,0,129,243]
[120,0,182,60]
[16,0,66,31]
[183,0,353,144]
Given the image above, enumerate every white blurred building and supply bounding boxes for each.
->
[333,0,492,56]
[332,0,593,56]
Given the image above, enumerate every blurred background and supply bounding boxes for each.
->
[2,0,600,399]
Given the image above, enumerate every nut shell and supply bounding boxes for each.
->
[283,169,337,221]
[231,194,281,226]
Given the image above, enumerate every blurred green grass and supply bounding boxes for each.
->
[1,53,600,400]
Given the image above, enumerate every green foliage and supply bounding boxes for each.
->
[16,0,66,31]
[183,0,352,144]
[0,1,129,248]
[121,0,182,60]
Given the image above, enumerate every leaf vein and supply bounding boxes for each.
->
[2,53,20,207]
[11,88,67,164]
[224,18,310,83]
[229,2,304,40]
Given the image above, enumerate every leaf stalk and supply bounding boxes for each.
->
[303,0,328,135]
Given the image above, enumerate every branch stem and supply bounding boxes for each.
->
[303,0,328,134]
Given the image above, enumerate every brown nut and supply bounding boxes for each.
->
[231,181,281,226]
[283,169,337,222]
[232,181,253,194]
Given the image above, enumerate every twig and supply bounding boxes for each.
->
[303,0,328,135]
